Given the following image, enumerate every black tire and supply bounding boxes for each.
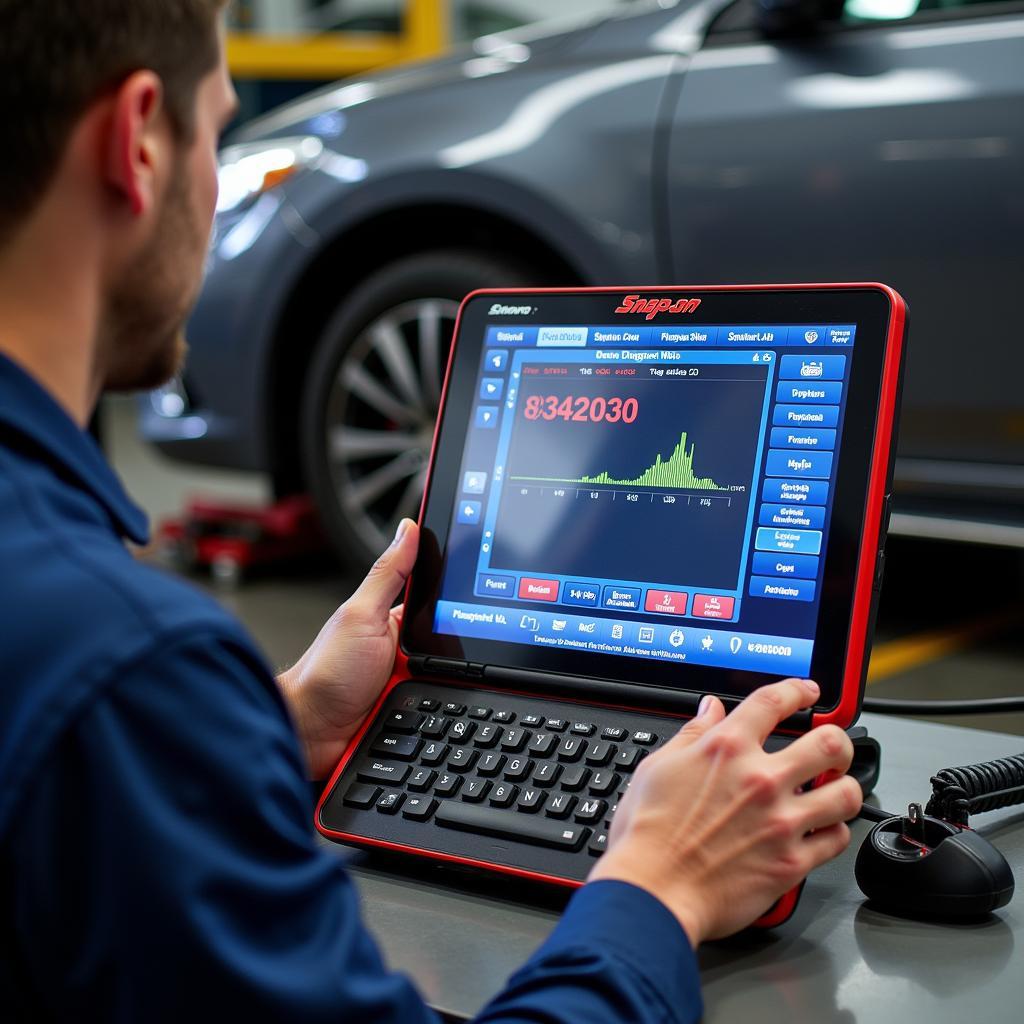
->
[302,250,533,570]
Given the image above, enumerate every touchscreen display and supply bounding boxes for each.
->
[432,312,858,679]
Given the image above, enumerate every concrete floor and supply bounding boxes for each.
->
[105,396,1024,740]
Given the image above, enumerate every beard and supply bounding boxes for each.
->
[101,166,205,393]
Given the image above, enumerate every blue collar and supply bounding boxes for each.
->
[0,353,150,545]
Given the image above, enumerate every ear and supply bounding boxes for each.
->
[104,71,166,218]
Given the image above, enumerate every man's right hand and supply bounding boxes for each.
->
[589,678,862,946]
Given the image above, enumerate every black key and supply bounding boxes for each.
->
[443,702,466,716]
[436,801,589,851]
[435,772,462,797]
[588,832,609,857]
[500,727,528,752]
[561,766,590,792]
[533,762,562,787]
[371,734,422,760]
[408,768,436,792]
[614,746,645,771]
[343,783,381,808]
[384,711,422,734]
[489,783,518,808]
[570,721,595,736]
[448,747,478,772]
[575,798,607,824]
[402,796,437,821]
[400,696,419,709]
[557,737,587,763]
[517,787,547,813]
[632,730,657,745]
[418,698,440,712]
[477,752,506,776]
[585,741,614,766]
[474,724,502,749]
[358,761,410,785]
[589,770,620,796]
[521,713,544,727]
[468,706,492,720]
[528,732,557,757]
[420,715,450,738]
[493,710,516,724]
[546,718,568,732]
[448,720,476,744]
[602,726,627,741]
[420,741,449,766]
[463,779,491,802]
[504,756,532,782]
[377,790,405,814]
[545,793,576,819]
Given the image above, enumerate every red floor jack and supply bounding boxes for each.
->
[156,495,328,586]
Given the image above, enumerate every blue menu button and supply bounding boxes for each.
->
[756,527,823,555]
[749,576,817,602]
[752,552,820,580]
[475,573,516,598]
[602,586,642,611]
[563,582,600,607]
[779,354,847,381]
[766,450,834,479]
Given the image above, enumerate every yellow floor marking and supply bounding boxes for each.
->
[867,606,1024,684]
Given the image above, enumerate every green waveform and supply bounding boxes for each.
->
[511,431,728,491]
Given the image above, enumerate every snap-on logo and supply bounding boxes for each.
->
[615,294,702,320]
[489,303,535,315]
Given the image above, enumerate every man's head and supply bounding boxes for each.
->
[0,0,237,398]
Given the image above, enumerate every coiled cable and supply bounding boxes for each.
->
[925,754,1024,826]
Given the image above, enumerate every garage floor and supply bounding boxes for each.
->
[105,397,1024,740]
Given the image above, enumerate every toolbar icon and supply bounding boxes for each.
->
[638,627,655,644]
[462,471,487,494]
[475,405,499,428]
[701,635,714,651]
[668,629,685,648]
[486,350,508,372]
[553,619,567,632]
[520,616,539,631]
[611,624,624,640]
[456,501,482,525]
[730,636,743,655]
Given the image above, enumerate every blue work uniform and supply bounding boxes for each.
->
[0,352,702,1022]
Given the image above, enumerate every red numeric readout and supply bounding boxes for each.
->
[522,394,639,423]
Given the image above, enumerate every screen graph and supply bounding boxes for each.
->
[511,431,728,491]
[487,363,769,590]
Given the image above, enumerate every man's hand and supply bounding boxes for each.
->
[278,519,419,779]
[589,678,861,946]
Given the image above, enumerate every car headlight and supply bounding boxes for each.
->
[216,136,324,215]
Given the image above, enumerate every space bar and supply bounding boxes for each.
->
[435,802,589,850]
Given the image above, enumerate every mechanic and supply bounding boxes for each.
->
[0,3,862,1021]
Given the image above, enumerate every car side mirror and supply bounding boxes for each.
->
[756,0,843,38]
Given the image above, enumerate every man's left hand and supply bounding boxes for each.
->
[279,519,419,779]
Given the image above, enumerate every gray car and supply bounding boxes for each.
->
[141,0,1024,567]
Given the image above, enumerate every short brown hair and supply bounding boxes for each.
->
[0,0,227,242]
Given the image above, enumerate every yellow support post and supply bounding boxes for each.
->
[226,0,451,81]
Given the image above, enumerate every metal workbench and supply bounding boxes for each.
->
[321,714,1024,1022]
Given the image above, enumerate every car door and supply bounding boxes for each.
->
[663,0,1024,524]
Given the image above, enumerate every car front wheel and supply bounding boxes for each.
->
[302,250,532,569]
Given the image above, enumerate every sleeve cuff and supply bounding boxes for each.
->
[540,879,702,1020]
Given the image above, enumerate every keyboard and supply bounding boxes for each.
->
[318,679,682,882]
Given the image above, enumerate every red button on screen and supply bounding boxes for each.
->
[644,590,688,615]
[694,594,735,619]
[518,577,560,602]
